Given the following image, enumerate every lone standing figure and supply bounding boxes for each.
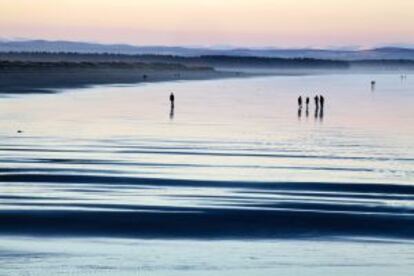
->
[170,93,175,109]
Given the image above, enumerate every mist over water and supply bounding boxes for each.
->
[1,73,414,274]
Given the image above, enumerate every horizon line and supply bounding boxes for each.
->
[1,37,414,52]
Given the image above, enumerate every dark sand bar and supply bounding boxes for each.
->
[0,60,243,93]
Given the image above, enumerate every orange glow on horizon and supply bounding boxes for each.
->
[1,0,413,47]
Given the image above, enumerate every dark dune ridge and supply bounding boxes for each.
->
[1,174,414,239]
[0,60,241,93]
[3,52,414,70]
[0,52,349,68]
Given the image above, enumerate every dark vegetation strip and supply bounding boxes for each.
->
[1,52,349,68]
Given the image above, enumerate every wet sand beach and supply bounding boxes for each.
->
[1,73,413,275]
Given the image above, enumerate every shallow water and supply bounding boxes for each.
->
[1,73,414,274]
[1,237,414,276]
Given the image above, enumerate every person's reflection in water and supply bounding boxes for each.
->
[306,107,309,118]
[169,106,174,120]
[298,107,302,119]
[319,106,324,122]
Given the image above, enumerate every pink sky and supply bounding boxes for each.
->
[1,0,413,47]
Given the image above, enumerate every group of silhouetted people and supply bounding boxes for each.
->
[169,91,327,121]
[298,95,325,119]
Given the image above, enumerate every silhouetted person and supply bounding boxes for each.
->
[305,97,310,116]
[320,95,325,109]
[314,95,319,110]
[298,96,303,109]
[298,107,302,119]
[170,93,175,109]
[169,93,175,119]
[371,81,376,91]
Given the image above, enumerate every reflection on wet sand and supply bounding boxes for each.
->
[170,105,175,120]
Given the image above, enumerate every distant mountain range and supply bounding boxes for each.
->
[1,39,414,60]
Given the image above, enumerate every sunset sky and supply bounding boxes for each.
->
[1,0,413,48]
